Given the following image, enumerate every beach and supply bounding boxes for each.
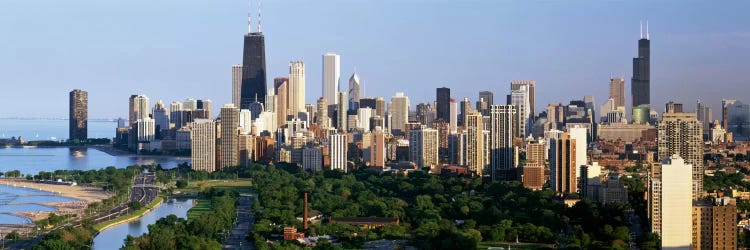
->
[0,179,111,228]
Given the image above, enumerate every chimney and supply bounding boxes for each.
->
[303,192,309,230]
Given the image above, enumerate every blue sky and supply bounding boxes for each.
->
[0,0,748,119]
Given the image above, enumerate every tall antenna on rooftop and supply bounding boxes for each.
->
[258,0,262,33]
[248,0,252,33]
[639,20,643,39]
[646,20,650,40]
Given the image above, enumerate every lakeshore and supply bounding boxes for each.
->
[0,179,110,223]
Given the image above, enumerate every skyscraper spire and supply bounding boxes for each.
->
[248,0,252,33]
[258,0,262,33]
[646,20,650,40]
[640,20,643,39]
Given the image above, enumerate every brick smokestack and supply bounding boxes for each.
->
[303,192,309,230]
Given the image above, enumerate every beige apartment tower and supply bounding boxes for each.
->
[658,112,703,199]
[692,198,737,250]
[220,104,240,169]
[191,119,216,172]
[465,110,485,175]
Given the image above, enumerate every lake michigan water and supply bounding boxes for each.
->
[0,119,190,227]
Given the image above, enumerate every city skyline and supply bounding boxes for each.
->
[1,1,748,119]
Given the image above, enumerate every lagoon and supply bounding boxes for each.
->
[92,198,194,250]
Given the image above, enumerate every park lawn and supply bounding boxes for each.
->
[93,194,165,232]
[477,241,553,250]
[185,179,252,220]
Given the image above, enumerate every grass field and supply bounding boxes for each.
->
[477,241,553,250]
[181,179,252,220]
[93,194,164,232]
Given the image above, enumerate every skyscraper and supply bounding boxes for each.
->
[696,100,712,139]
[632,22,651,107]
[511,80,536,119]
[329,133,347,172]
[650,155,692,249]
[389,92,410,135]
[289,61,305,117]
[232,64,243,108]
[658,112,703,199]
[349,73,361,110]
[550,132,577,194]
[523,140,545,190]
[569,126,588,178]
[409,126,439,170]
[479,91,494,107]
[490,105,516,181]
[436,87,451,122]
[274,77,289,127]
[316,97,329,128]
[169,101,182,128]
[465,110,485,175]
[336,91,348,131]
[152,100,169,136]
[609,77,626,109]
[323,53,341,105]
[220,104,240,169]
[129,95,149,126]
[511,86,531,137]
[369,129,386,168]
[449,99,458,134]
[240,6,267,109]
[69,89,87,141]
[191,119,216,172]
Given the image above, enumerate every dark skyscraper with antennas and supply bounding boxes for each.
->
[632,21,650,108]
[240,2,267,109]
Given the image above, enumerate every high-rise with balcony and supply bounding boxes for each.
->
[658,112,703,199]
[409,126,439,170]
[69,89,88,142]
[490,105,516,181]
[191,119,216,172]
[232,64,243,108]
[465,110,485,175]
[220,104,240,168]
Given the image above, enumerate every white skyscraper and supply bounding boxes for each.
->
[652,155,693,249]
[323,53,341,105]
[349,72,361,110]
[409,126,439,169]
[329,134,347,172]
[357,107,373,130]
[191,119,216,172]
[183,98,198,111]
[239,109,252,134]
[568,126,588,178]
[232,64,242,108]
[289,61,306,115]
[449,99,458,134]
[511,86,530,137]
[130,95,150,126]
[136,118,155,142]
[389,92,410,135]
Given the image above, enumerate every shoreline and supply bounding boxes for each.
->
[0,179,111,224]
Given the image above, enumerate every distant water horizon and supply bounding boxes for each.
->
[0,119,117,141]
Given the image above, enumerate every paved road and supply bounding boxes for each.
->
[222,194,255,250]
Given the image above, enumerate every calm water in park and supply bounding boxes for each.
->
[92,198,194,249]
